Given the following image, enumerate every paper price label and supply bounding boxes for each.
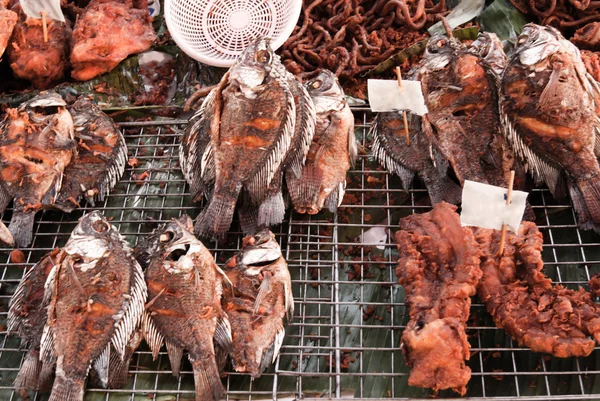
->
[367,79,429,116]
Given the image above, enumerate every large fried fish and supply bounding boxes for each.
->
[286,70,356,214]
[141,215,231,401]
[8,248,59,392]
[42,211,146,401]
[54,97,127,213]
[419,34,511,189]
[501,24,600,230]
[222,230,293,378]
[0,92,76,247]
[180,38,296,238]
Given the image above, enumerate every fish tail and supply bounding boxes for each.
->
[426,175,462,206]
[194,189,240,238]
[14,349,41,391]
[570,176,600,231]
[9,210,35,248]
[48,373,85,401]
[190,356,224,401]
[258,191,286,227]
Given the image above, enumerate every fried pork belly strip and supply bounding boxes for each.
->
[395,202,482,395]
[475,222,600,357]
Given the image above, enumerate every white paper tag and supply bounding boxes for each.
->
[367,79,429,116]
[19,0,65,22]
[460,180,529,232]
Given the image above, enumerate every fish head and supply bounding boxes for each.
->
[229,37,275,96]
[469,32,508,76]
[63,211,115,270]
[239,230,282,273]
[421,34,463,72]
[156,215,204,274]
[513,24,564,67]
[306,69,346,114]
[22,91,75,147]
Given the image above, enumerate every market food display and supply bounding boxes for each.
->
[0,0,17,58]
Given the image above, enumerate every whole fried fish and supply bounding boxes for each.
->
[501,24,600,230]
[0,92,76,247]
[419,34,511,189]
[222,230,293,378]
[286,70,356,214]
[8,248,59,392]
[141,215,231,401]
[180,37,297,238]
[42,211,147,401]
[54,98,127,213]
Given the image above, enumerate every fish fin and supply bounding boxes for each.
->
[190,355,224,401]
[97,129,128,202]
[194,188,240,238]
[40,325,55,367]
[253,275,272,315]
[371,118,415,190]
[111,258,146,358]
[14,349,42,391]
[246,75,296,204]
[0,184,11,212]
[348,121,358,169]
[7,260,42,335]
[107,333,140,389]
[0,220,13,246]
[286,166,321,213]
[92,344,110,389]
[166,340,184,376]
[141,311,163,361]
[285,79,316,178]
[9,210,36,248]
[38,358,55,393]
[324,181,346,213]
[214,314,232,372]
[595,127,600,158]
[258,327,285,378]
[570,176,600,231]
[48,368,85,401]
[258,190,286,227]
[284,277,294,320]
[238,206,258,235]
[424,174,462,205]
[538,64,563,111]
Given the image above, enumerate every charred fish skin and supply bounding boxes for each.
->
[190,37,296,238]
[501,24,600,230]
[286,69,356,214]
[0,92,76,247]
[42,211,146,401]
[222,230,293,378]
[142,215,231,401]
[8,248,60,392]
[54,97,127,213]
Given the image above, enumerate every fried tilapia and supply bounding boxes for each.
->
[141,215,231,401]
[501,24,600,231]
[43,211,147,401]
[0,92,76,247]
[222,230,293,378]
[8,248,59,392]
[0,0,17,58]
[286,69,356,214]
[181,38,298,238]
[54,97,127,213]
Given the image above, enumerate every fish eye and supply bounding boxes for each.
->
[517,35,529,46]
[160,230,175,242]
[92,220,109,233]
[256,49,271,64]
[312,79,322,90]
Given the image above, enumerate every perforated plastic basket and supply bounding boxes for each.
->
[164,0,302,67]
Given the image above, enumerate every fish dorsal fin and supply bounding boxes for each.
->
[246,66,297,204]
[141,311,163,361]
[92,344,111,388]
[39,324,55,366]
[165,339,184,376]
[97,127,127,202]
[284,77,316,179]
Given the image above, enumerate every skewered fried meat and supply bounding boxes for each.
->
[70,0,156,81]
[0,0,17,58]
[475,222,600,357]
[8,10,70,89]
[395,202,482,395]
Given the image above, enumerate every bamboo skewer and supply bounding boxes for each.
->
[41,12,48,43]
[394,66,410,146]
[497,170,516,256]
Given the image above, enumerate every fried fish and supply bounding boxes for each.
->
[0,92,76,247]
[0,0,17,58]
[222,230,293,378]
[286,69,356,214]
[42,211,147,401]
[141,215,231,401]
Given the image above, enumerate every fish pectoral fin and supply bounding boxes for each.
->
[258,327,286,377]
[324,181,346,213]
[13,348,42,391]
[92,344,111,389]
[9,210,35,248]
[214,314,232,369]
[253,274,272,315]
[348,125,358,169]
[165,339,184,377]
[141,311,164,361]
[284,280,294,320]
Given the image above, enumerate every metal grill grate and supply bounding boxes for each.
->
[0,107,600,401]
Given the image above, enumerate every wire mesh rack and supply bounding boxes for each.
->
[0,107,600,401]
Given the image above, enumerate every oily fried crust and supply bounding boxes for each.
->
[474,222,600,358]
[395,202,482,396]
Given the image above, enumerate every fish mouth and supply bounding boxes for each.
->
[165,243,191,262]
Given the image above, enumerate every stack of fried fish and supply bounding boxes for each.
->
[180,37,357,239]
[373,24,600,232]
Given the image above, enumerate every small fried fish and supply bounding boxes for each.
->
[42,211,147,401]
[54,97,127,213]
[501,24,600,230]
[181,37,296,238]
[287,70,356,214]
[8,248,60,392]
[141,215,231,401]
[0,92,76,247]
[222,230,293,378]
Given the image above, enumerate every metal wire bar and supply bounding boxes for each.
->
[0,109,598,401]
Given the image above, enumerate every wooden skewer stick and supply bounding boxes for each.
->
[394,67,410,146]
[497,170,516,256]
[441,17,453,38]
[41,12,48,43]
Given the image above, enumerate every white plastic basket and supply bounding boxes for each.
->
[164,0,302,67]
